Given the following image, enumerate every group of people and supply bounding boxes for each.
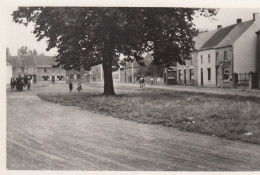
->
[138,76,145,88]
[69,81,82,93]
[10,76,31,92]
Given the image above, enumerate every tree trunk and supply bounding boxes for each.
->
[102,59,116,95]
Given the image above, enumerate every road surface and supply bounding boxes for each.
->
[6,83,260,170]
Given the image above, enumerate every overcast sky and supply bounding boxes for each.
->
[5,5,260,56]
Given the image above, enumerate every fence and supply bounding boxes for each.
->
[234,72,260,89]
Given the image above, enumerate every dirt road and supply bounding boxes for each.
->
[6,83,260,170]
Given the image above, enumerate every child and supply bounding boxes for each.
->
[77,83,82,92]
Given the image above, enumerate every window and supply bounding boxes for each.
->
[189,69,194,80]
[208,54,211,64]
[224,51,227,61]
[70,74,74,80]
[42,76,49,81]
[77,74,81,79]
[179,69,183,80]
[216,52,219,62]
[201,55,203,64]
[57,76,63,80]
[222,67,229,80]
[44,68,47,73]
[207,68,211,81]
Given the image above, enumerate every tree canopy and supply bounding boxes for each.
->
[12,7,216,95]
[17,45,38,56]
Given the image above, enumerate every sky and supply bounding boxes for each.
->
[4,4,260,57]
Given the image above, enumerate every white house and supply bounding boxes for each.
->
[197,13,260,87]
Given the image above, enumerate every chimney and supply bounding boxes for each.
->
[253,13,259,21]
[217,25,222,29]
[256,30,260,72]
[237,19,242,23]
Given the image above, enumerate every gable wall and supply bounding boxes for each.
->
[234,20,260,73]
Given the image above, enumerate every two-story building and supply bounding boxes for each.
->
[198,13,260,88]
[36,55,66,83]
[6,55,67,83]
[177,29,218,86]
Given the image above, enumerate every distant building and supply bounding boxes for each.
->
[66,68,92,83]
[91,53,157,83]
[6,62,12,84]
[164,63,178,85]
[36,55,66,83]
[6,55,66,83]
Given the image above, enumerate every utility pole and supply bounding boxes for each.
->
[100,64,103,81]
[119,66,121,83]
[125,62,127,83]
[132,62,134,83]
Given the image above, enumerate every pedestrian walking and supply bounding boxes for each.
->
[77,83,82,92]
[69,81,73,92]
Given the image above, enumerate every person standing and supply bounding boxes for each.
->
[27,79,31,90]
[69,81,73,92]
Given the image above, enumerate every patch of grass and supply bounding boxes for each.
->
[38,88,260,145]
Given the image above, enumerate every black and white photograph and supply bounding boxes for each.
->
[2,0,260,174]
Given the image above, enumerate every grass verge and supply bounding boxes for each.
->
[38,88,260,145]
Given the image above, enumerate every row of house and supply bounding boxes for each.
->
[172,13,260,89]
[7,13,260,89]
[6,55,92,84]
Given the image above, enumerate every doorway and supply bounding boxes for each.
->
[184,69,187,85]
[52,76,55,83]
[201,68,203,85]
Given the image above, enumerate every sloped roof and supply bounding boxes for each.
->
[6,56,21,67]
[36,55,56,67]
[201,24,236,49]
[20,55,37,67]
[216,20,254,48]
[200,20,254,50]
[194,29,218,50]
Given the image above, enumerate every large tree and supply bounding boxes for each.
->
[12,7,216,95]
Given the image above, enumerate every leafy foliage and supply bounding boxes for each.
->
[17,45,38,56]
[17,46,28,56]
[12,7,217,94]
